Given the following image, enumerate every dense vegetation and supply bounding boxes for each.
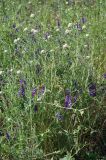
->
[0,0,106,159]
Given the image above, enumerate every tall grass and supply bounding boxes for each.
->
[0,0,106,159]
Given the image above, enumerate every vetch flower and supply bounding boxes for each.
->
[80,17,87,24]
[6,132,10,140]
[55,112,63,121]
[34,105,38,112]
[32,88,37,97]
[37,85,46,101]
[88,83,96,97]
[18,86,25,97]
[65,95,72,108]
[76,23,82,31]
[56,19,61,27]
[103,73,106,79]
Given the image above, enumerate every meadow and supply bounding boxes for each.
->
[0,0,106,159]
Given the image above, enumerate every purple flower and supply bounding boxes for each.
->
[19,79,26,86]
[55,112,63,121]
[6,132,10,140]
[34,105,38,112]
[80,17,87,24]
[103,73,106,79]
[32,88,37,97]
[18,86,25,97]
[0,131,3,136]
[65,88,71,95]
[65,95,72,108]
[44,32,49,40]
[37,85,46,100]
[89,83,96,97]
[76,23,82,31]
[56,19,61,27]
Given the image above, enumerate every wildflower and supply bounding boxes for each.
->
[6,132,10,140]
[82,25,86,29]
[103,73,106,79]
[23,27,28,32]
[34,105,38,112]
[63,43,69,49]
[0,71,3,75]
[65,29,71,34]
[0,131,4,136]
[20,79,26,86]
[30,13,35,18]
[4,50,7,53]
[76,23,82,31]
[68,23,72,28]
[31,29,38,34]
[56,19,61,27]
[65,95,72,108]
[16,70,21,74]
[12,23,16,28]
[56,28,60,32]
[80,17,87,24]
[32,88,37,97]
[37,85,46,101]
[0,91,3,95]
[18,79,26,97]
[40,50,45,54]
[44,32,50,40]
[18,86,25,97]
[86,34,89,37]
[88,83,96,97]
[14,38,20,43]
[55,112,63,121]
[65,88,71,95]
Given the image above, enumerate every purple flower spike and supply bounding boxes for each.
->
[34,105,38,112]
[6,132,10,140]
[56,19,61,27]
[89,83,96,97]
[80,17,87,24]
[103,73,106,79]
[76,23,82,31]
[18,86,25,97]
[65,88,71,95]
[20,79,26,86]
[32,88,37,97]
[44,32,49,40]
[37,85,46,101]
[55,112,63,121]
[65,95,72,108]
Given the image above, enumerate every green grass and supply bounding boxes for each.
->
[0,0,106,159]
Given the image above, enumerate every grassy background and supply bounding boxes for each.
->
[0,0,106,159]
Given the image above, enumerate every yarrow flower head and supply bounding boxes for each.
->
[88,83,96,97]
